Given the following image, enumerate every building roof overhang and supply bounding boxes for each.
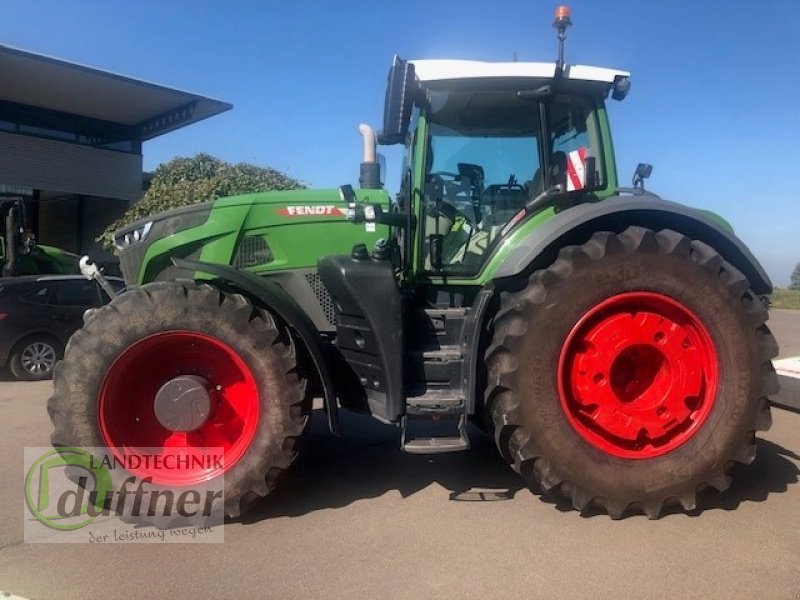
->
[0,44,232,141]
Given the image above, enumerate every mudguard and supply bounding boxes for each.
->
[172,258,340,435]
[492,195,772,294]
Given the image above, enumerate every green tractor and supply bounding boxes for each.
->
[1,197,81,277]
[49,7,778,520]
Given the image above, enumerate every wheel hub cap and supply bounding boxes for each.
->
[153,375,213,432]
[22,342,56,375]
[558,292,718,459]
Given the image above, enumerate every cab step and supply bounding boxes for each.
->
[406,391,465,415]
[401,414,470,454]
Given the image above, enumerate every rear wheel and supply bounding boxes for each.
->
[486,227,778,518]
[10,335,61,381]
[48,282,308,518]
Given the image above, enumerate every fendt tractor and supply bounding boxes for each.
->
[49,7,779,520]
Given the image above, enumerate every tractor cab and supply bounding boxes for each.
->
[394,59,630,278]
[340,38,631,287]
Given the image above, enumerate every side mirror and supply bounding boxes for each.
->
[378,57,417,145]
[612,76,631,101]
[338,184,356,204]
[632,163,653,190]
[377,153,386,188]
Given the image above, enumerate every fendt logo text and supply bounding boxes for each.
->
[277,205,345,217]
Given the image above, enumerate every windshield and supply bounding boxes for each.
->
[421,89,603,275]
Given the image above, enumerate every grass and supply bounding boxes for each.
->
[770,288,800,310]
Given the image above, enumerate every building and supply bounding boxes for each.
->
[0,44,231,263]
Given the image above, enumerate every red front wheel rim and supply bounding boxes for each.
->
[557,292,718,459]
[98,331,260,484]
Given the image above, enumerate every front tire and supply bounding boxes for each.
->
[486,227,778,518]
[48,282,308,518]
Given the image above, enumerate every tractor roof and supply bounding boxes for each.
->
[409,60,629,85]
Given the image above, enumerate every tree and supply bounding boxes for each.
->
[790,263,800,291]
[99,153,305,249]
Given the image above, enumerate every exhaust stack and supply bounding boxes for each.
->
[358,123,382,189]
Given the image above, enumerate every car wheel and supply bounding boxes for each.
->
[10,336,62,381]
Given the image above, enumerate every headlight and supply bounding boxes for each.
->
[114,221,153,250]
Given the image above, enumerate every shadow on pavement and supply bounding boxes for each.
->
[702,438,800,511]
[555,437,800,519]
[0,367,19,382]
[238,409,524,524]
[239,410,799,524]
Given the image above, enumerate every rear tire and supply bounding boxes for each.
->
[486,227,778,518]
[10,335,61,381]
[48,281,308,519]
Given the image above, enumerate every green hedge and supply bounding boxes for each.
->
[99,154,305,249]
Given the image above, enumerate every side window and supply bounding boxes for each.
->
[20,285,53,305]
[53,280,101,308]
[548,96,604,192]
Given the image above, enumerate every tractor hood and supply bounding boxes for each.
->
[116,187,392,285]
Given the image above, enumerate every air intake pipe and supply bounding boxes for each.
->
[358,123,382,189]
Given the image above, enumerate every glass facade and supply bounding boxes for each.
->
[0,101,141,155]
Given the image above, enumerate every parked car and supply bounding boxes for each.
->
[0,275,125,380]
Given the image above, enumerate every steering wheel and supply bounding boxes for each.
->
[430,171,481,223]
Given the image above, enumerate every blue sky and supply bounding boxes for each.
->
[2,1,798,285]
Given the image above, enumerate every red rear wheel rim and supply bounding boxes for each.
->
[98,331,259,484]
[557,292,718,459]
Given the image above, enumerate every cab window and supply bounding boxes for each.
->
[420,90,605,276]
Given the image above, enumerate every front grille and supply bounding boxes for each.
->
[305,272,336,325]
[233,235,272,269]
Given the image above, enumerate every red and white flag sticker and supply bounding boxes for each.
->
[566,147,587,191]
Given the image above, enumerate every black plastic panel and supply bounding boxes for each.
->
[318,254,404,422]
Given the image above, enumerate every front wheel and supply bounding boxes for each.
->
[48,282,308,518]
[486,227,778,518]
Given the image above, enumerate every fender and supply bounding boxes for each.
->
[492,195,772,294]
[172,258,340,435]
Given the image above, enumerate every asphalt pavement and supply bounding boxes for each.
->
[0,309,798,600]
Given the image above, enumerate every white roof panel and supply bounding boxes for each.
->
[409,60,629,85]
